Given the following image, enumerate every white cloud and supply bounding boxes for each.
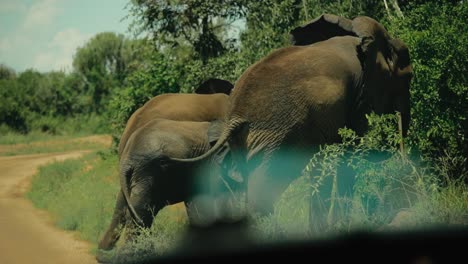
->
[33,28,91,72]
[22,0,61,30]
[0,0,64,71]
[0,34,24,56]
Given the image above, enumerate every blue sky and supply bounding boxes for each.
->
[0,0,132,73]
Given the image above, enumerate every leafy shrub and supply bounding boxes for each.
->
[105,52,180,150]
[110,208,188,263]
[254,113,466,240]
[388,2,468,180]
[24,113,108,136]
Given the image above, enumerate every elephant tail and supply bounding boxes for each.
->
[169,118,249,163]
[120,165,145,227]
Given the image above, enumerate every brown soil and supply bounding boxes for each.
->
[0,138,111,264]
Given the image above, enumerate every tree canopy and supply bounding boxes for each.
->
[0,0,466,176]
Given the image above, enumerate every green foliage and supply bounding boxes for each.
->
[27,150,188,258]
[0,133,109,156]
[0,32,155,135]
[73,32,153,113]
[27,153,121,248]
[0,64,16,80]
[129,0,245,62]
[238,0,393,67]
[300,0,388,20]
[25,113,109,135]
[0,77,28,132]
[109,207,188,263]
[254,113,466,240]
[179,50,246,92]
[409,178,468,226]
[0,131,71,145]
[6,1,468,258]
[388,2,467,180]
[106,52,180,149]
[0,69,101,133]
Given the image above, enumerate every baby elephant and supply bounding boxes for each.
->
[98,118,226,253]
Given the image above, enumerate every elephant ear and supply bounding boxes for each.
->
[290,14,354,46]
[195,78,233,95]
[290,14,390,48]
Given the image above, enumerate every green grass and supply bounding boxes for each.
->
[0,115,111,156]
[0,134,111,156]
[108,208,188,263]
[251,154,468,242]
[27,151,189,257]
[407,179,468,226]
[0,130,73,145]
[25,124,467,262]
[27,152,121,250]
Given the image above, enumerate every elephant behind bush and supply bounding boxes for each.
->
[174,14,413,231]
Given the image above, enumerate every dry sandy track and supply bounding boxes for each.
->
[0,146,105,263]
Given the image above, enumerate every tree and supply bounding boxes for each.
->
[73,32,152,112]
[0,64,16,80]
[388,2,467,180]
[106,51,180,150]
[129,0,245,63]
[0,78,27,131]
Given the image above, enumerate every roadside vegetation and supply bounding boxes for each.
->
[25,114,467,262]
[27,151,188,256]
[0,135,110,156]
[27,153,120,249]
[1,0,465,262]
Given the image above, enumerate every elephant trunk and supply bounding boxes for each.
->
[120,165,145,226]
[169,118,248,163]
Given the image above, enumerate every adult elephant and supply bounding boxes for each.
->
[98,79,233,254]
[97,118,230,258]
[176,14,413,220]
[117,79,233,157]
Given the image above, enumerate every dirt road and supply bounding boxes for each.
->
[0,149,100,263]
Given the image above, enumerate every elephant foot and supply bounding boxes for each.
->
[97,239,115,251]
[95,248,117,263]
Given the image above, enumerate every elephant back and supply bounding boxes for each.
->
[118,93,230,157]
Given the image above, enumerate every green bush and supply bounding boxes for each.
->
[105,52,181,151]
[109,208,188,263]
[178,51,246,93]
[27,151,189,258]
[388,2,467,180]
[253,113,467,240]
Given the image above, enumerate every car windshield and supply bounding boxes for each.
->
[1,1,465,264]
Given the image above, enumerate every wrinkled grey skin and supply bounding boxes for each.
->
[97,118,226,255]
[97,79,234,256]
[118,80,233,157]
[174,14,413,229]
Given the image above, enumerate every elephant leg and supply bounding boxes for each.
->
[98,190,127,250]
[123,184,161,243]
[184,200,200,224]
[247,150,306,216]
[247,166,294,216]
[184,196,218,226]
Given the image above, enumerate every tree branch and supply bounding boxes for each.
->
[391,0,404,18]
[383,0,393,18]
